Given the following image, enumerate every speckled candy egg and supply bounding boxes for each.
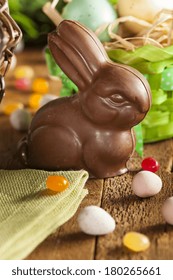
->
[162,197,173,225]
[77,205,116,235]
[62,0,117,42]
[131,170,162,198]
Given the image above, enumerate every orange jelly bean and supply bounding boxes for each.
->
[46,175,69,192]
[123,231,150,252]
[32,78,49,94]
[28,93,42,109]
[3,102,24,115]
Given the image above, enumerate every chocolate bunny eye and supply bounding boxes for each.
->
[105,93,127,108]
[110,94,125,103]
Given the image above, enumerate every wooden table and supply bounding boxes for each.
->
[0,48,173,260]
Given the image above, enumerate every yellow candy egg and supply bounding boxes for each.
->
[32,78,49,94]
[3,102,24,115]
[14,65,34,79]
[28,93,42,110]
[123,231,150,252]
[46,175,69,192]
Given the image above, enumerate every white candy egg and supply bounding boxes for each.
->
[10,109,32,131]
[39,94,58,107]
[162,197,173,225]
[117,0,173,34]
[132,170,162,198]
[77,205,116,235]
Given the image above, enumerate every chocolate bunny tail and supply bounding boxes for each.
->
[48,20,108,90]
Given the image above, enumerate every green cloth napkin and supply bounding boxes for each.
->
[0,169,89,260]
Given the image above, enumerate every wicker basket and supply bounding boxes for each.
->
[0,0,22,102]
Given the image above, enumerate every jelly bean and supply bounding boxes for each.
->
[28,93,42,110]
[162,197,173,225]
[77,205,116,235]
[39,94,58,107]
[123,232,150,252]
[141,157,160,173]
[46,175,69,192]
[10,109,32,131]
[3,102,24,115]
[14,65,34,79]
[32,78,49,94]
[131,170,162,198]
[15,78,31,91]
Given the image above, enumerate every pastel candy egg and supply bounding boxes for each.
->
[77,205,116,235]
[39,94,58,107]
[162,197,173,225]
[123,231,150,252]
[10,109,32,131]
[131,171,162,198]
[15,78,31,91]
[14,65,34,79]
[62,0,117,42]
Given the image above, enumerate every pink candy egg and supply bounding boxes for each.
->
[132,171,162,198]
[15,78,31,91]
[162,197,173,225]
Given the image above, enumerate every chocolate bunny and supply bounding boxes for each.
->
[18,20,151,178]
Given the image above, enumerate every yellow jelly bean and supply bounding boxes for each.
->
[28,93,42,109]
[46,175,69,192]
[123,231,150,252]
[14,65,34,79]
[3,102,24,115]
[32,78,49,94]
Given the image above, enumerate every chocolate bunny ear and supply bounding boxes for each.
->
[48,20,107,90]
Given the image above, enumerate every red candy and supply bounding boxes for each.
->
[141,157,160,173]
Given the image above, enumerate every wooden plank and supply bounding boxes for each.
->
[95,140,173,260]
